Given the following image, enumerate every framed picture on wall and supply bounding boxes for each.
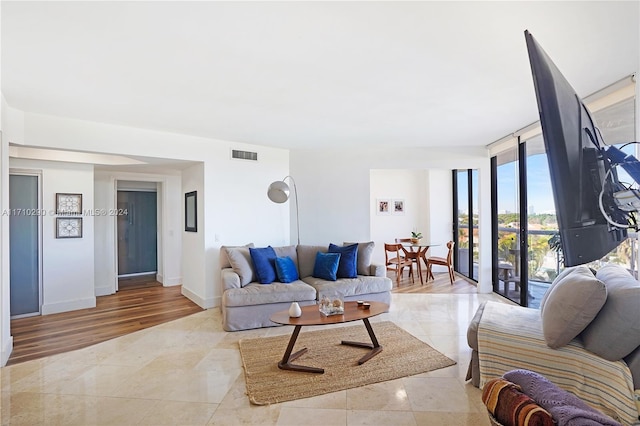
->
[56,193,82,215]
[56,217,82,238]
[376,199,391,215]
[393,199,405,215]
[185,191,197,232]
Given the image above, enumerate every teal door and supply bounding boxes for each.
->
[117,191,158,276]
[10,174,40,317]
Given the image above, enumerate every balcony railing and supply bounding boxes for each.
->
[459,224,638,308]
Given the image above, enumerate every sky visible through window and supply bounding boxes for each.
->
[496,145,636,216]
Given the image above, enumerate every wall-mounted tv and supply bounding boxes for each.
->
[524,30,628,266]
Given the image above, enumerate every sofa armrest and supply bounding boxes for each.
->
[221,267,241,290]
[370,263,386,277]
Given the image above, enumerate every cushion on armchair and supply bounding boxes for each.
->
[581,264,640,360]
[540,265,606,348]
[539,266,577,312]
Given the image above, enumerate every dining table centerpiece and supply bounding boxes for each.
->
[411,231,422,244]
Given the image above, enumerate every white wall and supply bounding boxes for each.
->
[370,169,429,265]
[426,169,454,270]
[10,158,96,314]
[4,109,291,311]
[181,163,206,306]
[0,3,11,366]
[0,101,12,366]
[291,147,493,293]
[93,173,115,295]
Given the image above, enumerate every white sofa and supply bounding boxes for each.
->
[220,242,392,332]
[467,264,640,425]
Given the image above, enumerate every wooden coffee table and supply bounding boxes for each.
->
[270,301,389,374]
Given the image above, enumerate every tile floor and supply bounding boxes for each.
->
[1,291,505,425]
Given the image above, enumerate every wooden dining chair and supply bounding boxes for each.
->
[384,243,414,285]
[395,238,421,281]
[426,241,456,285]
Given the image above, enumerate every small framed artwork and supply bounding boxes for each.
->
[56,217,83,238]
[393,199,405,215]
[185,191,197,232]
[376,198,391,215]
[56,193,82,215]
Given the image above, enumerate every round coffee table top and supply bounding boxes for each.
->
[270,301,389,326]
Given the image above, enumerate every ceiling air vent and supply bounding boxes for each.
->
[231,149,258,161]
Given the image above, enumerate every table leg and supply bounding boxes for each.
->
[341,318,383,365]
[499,268,511,295]
[417,248,425,285]
[422,248,434,281]
[278,325,324,374]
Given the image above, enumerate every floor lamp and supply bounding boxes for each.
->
[267,176,300,244]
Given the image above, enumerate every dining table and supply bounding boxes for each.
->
[400,242,438,285]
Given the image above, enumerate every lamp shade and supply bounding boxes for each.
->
[267,181,290,203]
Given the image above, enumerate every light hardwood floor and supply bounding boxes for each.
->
[8,277,203,365]
[390,268,478,294]
[7,270,475,365]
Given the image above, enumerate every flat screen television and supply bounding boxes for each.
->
[524,30,628,266]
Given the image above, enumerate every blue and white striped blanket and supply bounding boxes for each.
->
[478,301,640,426]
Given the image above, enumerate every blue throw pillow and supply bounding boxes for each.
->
[249,246,277,284]
[275,256,299,283]
[328,243,358,278]
[313,252,341,281]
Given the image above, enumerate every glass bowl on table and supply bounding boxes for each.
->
[318,294,344,316]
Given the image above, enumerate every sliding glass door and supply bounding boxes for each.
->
[453,169,479,281]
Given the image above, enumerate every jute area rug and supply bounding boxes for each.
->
[239,321,456,405]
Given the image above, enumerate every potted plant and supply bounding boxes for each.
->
[411,231,422,244]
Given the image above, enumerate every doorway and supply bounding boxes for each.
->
[116,189,158,281]
[9,172,42,318]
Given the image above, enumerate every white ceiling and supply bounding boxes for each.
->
[2,1,638,151]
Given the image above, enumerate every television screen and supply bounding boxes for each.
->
[524,30,627,266]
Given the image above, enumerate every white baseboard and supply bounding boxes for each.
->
[158,277,182,287]
[42,297,96,315]
[1,336,13,367]
[95,285,114,297]
[162,276,181,286]
[181,286,217,309]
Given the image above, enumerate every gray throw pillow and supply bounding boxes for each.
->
[344,241,375,276]
[581,264,640,360]
[541,265,606,349]
[274,245,298,266]
[539,266,577,312]
[222,244,255,286]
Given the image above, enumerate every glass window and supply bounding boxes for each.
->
[491,89,636,309]
[472,170,479,281]
[525,134,556,309]
[456,171,470,277]
[454,169,480,281]
[495,148,521,304]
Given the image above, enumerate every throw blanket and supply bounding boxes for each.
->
[477,301,638,425]
[482,377,555,426]
[504,369,622,426]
